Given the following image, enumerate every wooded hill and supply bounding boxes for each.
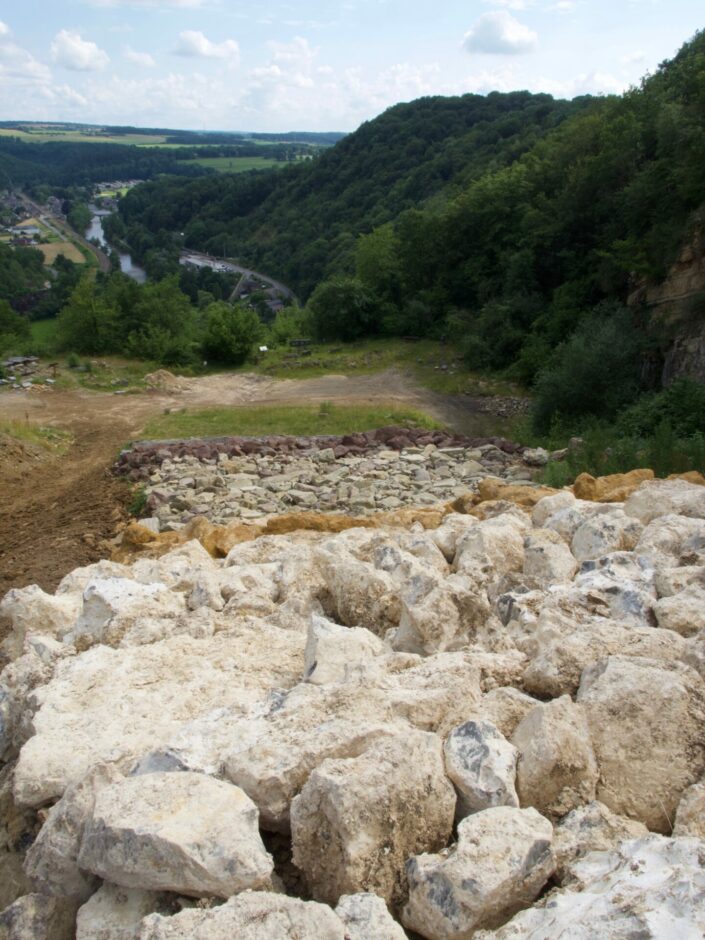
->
[112,31,705,429]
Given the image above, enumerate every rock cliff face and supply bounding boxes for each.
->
[1,467,705,939]
[629,225,705,384]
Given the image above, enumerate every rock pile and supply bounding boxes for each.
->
[115,429,534,529]
[1,475,705,937]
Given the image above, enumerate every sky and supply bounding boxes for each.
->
[0,1,701,133]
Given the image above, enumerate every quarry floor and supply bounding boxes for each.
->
[0,368,513,601]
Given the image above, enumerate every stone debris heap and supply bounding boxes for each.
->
[1,474,705,938]
[115,428,536,528]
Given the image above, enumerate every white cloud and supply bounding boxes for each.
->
[485,0,533,9]
[545,0,577,10]
[51,30,110,71]
[174,30,239,62]
[622,50,646,65]
[464,12,538,55]
[86,1,206,8]
[125,46,156,67]
[0,21,10,36]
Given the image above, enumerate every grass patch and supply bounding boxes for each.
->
[37,242,86,264]
[183,156,284,173]
[252,338,523,398]
[0,419,72,453]
[30,318,60,350]
[142,403,445,440]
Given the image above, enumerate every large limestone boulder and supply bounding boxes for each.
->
[522,612,688,697]
[13,628,303,807]
[472,688,540,739]
[76,884,169,940]
[335,893,406,939]
[78,772,273,897]
[475,835,705,938]
[291,730,455,907]
[0,894,78,940]
[635,513,705,565]
[673,780,705,838]
[654,584,705,637]
[24,763,124,900]
[69,578,186,650]
[0,586,81,660]
[531,490,576,528]
[522,530,577,585]
[454,516,526,581]
[138,891,346,939]
[392,571,490,655]
[304,616,385,685]
[403,806,554,939]
[443,720,519,819]
[1,646,62,764]
[430,514,478,563]
[577,656,705,832]
[570,511,643,562]
[511,696,598,819]
[551,801,648,883]
[624,477,705,523]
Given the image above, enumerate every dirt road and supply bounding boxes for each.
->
[0,369,511,598]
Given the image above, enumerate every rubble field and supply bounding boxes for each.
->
[1,451,705,938]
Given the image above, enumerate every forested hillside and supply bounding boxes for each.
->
[111,91,587,295]
[112,29,705,436]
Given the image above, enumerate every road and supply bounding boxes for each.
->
[180,250,298,304]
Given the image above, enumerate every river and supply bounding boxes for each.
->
[86,208,147,284]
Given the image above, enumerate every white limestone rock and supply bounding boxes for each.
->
[552,801,648,883]
[522,615,687,697]
[653,564,705,598]
[76,884,168,940]
[571,510,643,563]
[392,570,490,656]
[444,720,519,819]
[635,513,705,565]
[304,615,385,685]
[0,894,78,940]
[77,772,273,898]
[335,893,406,939]
[13,628,303,807]
[24,763,124,900]
[522,530,577,585]
[0,646,64,763]
[138,891,346,939]
[577,656,705,832]
[57,560,134,595]
[654,584,705,637]
[624,477,705,523]
[454,516,526,581]
[403,806,554,939]
[291,730,455,907]
[512,696,598,819]
[475,835,705,939]
[472,687,540,739]
[531,490,575,528]
[0,586,81,660]
[673,780,705,838]
[69,578,186,650]
[430,514,478,563]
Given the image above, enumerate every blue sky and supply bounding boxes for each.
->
[0,1,701,132]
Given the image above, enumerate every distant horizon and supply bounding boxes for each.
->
[0,3,702,133]
[0,120,348,136]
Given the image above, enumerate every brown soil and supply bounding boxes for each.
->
[0,369,520,599]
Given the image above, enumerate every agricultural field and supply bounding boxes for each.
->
[182,156,285,173]
[37,242,85,264]
[0,127,169,146]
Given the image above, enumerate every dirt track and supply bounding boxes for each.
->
[0,369,510,598]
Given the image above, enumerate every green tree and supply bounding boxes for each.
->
[56,277,118,354]
[203,302,262,365]
[0,300,31,354]
[307,276,379,342]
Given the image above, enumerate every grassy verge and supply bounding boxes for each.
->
[0,419,72,453]
[142,402,445,440]
[252,338,523,398]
